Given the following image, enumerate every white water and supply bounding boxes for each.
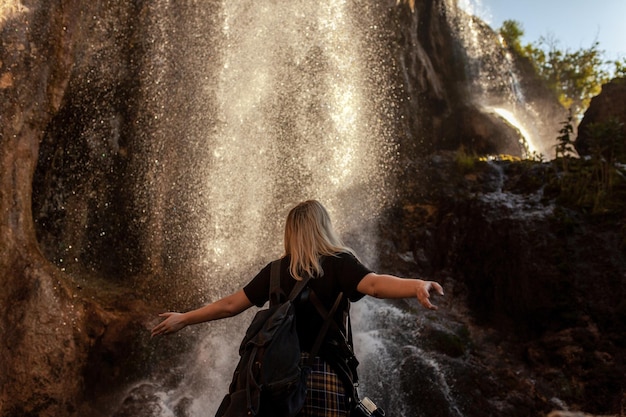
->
[136,1,399,416]
[200,0,396,277]
[489,107,539,155]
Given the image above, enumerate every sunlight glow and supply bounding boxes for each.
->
[0,0,29,30]
[489,107,538,156]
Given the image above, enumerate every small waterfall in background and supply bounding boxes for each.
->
[452,0,560,158]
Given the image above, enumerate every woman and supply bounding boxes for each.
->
[152,200,444,416]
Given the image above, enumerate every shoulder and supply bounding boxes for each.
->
[326,251,368,269]
[326,250,358,263]
[324,251,370,301]
[243,259,278,307]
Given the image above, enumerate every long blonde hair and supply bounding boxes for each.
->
[284,200,353,280]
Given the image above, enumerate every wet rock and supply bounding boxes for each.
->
[381,152,626,416]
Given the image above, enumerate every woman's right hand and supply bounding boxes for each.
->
[150,289,254,337]
[151,312,187,337]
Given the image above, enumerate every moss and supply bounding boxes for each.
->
[423,324,471,358]
[454,146,477,174]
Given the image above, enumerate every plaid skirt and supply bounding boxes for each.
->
[297,354,350,417]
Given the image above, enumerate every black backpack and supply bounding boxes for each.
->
[215,259,343,417]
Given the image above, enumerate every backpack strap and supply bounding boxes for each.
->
[307,291,343,363]
[269,259,311,306]
[308,290,360,406]
[268,259,341,364]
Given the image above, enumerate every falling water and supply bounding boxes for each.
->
[198,1,397,278]
[121,0,401,297]
[125,1,401,416]
[490,107,540,154]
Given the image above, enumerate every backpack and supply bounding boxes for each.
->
[215,259,343,417]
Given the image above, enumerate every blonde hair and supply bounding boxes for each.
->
[284,200,353,280]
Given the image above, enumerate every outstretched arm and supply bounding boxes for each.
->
[356,273,444,310]
[151,289,254,337]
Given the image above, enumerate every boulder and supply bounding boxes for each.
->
[575,78,626,160]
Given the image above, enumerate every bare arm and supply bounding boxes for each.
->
[151,289,254,337]
[356,273,444,310]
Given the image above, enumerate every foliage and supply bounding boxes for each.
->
[498,20,524,55]
[612,58,626,78]
[587,118,625,160]
[586,118,625,190]
[554,113,576,170]
[554,118,625,214]
[534,39,607,118]
[455,146,477,173]
[526,151,545,163]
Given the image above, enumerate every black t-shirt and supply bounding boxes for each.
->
[243,252,372,352]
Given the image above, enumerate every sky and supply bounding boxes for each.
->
[460,0,626,62]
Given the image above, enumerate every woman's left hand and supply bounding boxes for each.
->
[416,280,444,310]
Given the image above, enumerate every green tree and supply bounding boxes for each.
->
[554,113,576,170]
[527,37,609,119]
[613,58,626,78]
[498,19,524,55]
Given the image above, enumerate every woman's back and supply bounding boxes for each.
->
[243,252,371,352]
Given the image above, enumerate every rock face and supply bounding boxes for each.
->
[386,3,566,158]
[0,2,187,416]
[381,153,626,416]
[575,77,626,159]
[0,1,618,416]
[0,3,87,416]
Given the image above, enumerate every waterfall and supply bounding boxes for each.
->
[198,0,397,275]
[124,1,403,416]
[26,1,542,415]
[130,0,399,293]
[450,0,561,158]
[12,0,615,414]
